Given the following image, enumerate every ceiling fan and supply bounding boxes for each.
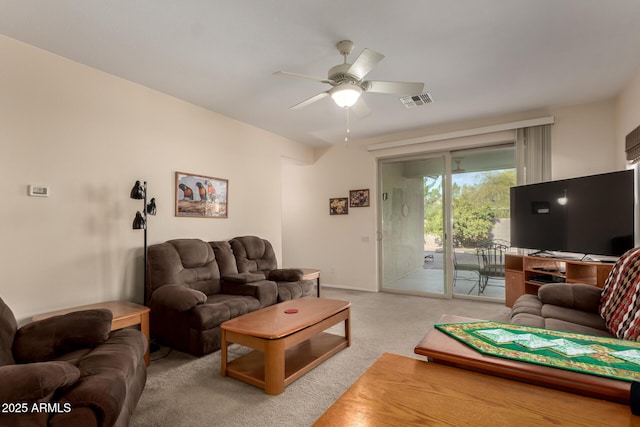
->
[274,40,424,114]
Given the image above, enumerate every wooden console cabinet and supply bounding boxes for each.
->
[504,254,613,307]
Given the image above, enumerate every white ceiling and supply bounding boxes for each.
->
[2,1,640,148]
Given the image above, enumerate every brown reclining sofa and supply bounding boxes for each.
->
[146,236,314,356]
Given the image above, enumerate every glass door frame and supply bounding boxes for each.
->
[377,143,515,301]
[377,151,454,299]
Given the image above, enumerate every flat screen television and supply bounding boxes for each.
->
[510,170,635,258]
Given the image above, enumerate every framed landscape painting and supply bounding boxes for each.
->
[175,171,228,218]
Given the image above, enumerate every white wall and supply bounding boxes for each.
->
[283,99,625,293]
[616,68,640,165]
[0,35,313,322]
[615,67,640,245]
[550,100,617,179]
[282,144,377,291]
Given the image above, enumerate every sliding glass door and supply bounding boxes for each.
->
[380,154,448,296]
[450,146,515,300]
[379,144,515,301]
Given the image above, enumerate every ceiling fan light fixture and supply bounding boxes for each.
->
[330,84,362,108]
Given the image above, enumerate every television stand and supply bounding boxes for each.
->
[504,254,614,307]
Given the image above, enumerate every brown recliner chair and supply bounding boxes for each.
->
[229,236,314,302]
[0,296,147,427]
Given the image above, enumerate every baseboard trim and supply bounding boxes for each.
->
[320,284,379,293]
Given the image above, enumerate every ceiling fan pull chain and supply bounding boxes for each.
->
[345,107,350,144]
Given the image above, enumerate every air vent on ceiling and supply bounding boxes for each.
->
[400,92,434,109]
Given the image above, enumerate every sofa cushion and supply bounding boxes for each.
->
[269,268,304,282]
[509,294,542,317]
[544,318,613,337]
[0,361,80,402]
[13,309,113,363]
[54,329,147,427]
[170,238,214,268]
[223,272,266,284]
[150,285,207,312]
[77,329,147,378]
[0,297,17,366]
[189,295,261,330]
[510,312,545,329]
[599,247,640,340]
[275,280,314,302]
[221,280,278,308]
[230,236,278,273]
[147,239,222,299]
[538,283,601,313]
[0,361,81,427]
[209,240,239,276]
[541,305,608,331]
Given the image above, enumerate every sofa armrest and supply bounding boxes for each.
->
[269,268,304,282]
[222,280,278,307]
[149,285,207,312]
[0,361,81,402]
[222,272,266,284]
[538,283,602,313]
[54,371,128,427]
[13,310,112,363]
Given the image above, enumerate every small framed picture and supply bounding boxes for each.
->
[175,171,228,218]
[329,198,349,215]
[349,189,370,207]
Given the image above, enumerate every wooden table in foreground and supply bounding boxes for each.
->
[220,297,350,395]
[33,300,150,366]
[414,314,631,403]
[314,352,637,426]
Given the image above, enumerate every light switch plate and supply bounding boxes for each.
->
[28,185,49,197]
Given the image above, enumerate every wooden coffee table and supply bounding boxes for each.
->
[414,314,631,403]
[220,297,350,394]
[32,300,150,366]
[314,353,637,426]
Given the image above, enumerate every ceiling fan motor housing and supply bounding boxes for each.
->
[328,64,358,84]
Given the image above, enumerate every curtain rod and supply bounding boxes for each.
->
[367,116,555,152]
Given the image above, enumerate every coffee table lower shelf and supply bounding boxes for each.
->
[225,332,348,392]
[221,300,351,395]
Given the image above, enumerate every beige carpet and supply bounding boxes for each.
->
[130,288,511,427]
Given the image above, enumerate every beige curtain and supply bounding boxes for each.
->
[516,124,551,184]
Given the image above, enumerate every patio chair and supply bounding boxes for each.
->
[453,249,482,292]
[478,240,510,294]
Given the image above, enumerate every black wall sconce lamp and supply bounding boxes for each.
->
[130,180,156,305]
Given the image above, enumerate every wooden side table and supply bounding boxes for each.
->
[32,300,150,366]
[300,268,321,297]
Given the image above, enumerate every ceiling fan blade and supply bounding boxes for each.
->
[364,80,424,95]
[350,98,371,119]
[289,91,330,110]
[273,71,334,84]
[347,48,384,80]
